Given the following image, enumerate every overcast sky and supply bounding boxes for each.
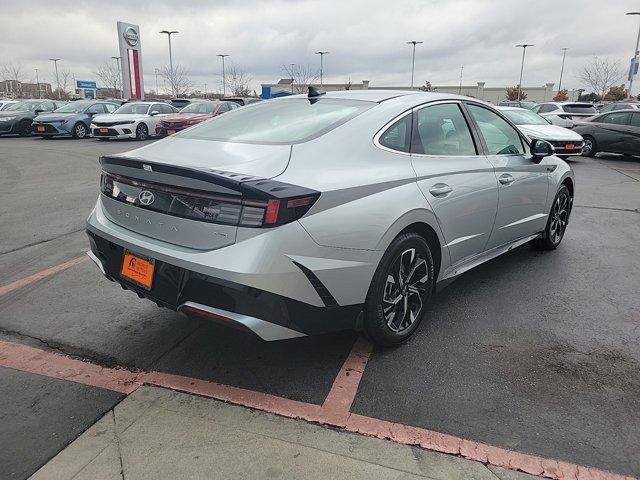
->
[1,0,639,95]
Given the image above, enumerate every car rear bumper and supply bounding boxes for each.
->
[85,197,376,339]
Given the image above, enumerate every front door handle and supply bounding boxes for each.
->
[499,173,515,185]
[429,183,453,197]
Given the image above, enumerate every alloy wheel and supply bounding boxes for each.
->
[382,248,429,333]
[75,124,86,138]
[582,138,593,155]
[549,191,569,244]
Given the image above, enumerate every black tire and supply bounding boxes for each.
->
[135,123,149,140]
[531,185,571,250]
[72,122,87,139]
[18,120,32,137]
[363,232,434,346]
[97,137,109,141]
[581,135,597,157]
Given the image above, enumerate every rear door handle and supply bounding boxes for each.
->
[499,173,515,185]
[429,183,453,197]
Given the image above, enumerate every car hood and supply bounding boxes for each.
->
[34,113,80,122]
[117,137,292,179]
[92,113,148,122]
[162,113,213,122]
[517,124,583,141]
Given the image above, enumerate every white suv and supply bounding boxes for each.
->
[532,102,598,128]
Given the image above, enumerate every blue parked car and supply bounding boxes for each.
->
[32,100,120,139]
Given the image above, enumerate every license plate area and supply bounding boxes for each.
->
[36,126,45,132]
[167,129,175,135]
[565,143,575,150]
[100,128,108,134]
[120,251,155,290]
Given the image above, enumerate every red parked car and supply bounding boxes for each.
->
[156,100,239,136]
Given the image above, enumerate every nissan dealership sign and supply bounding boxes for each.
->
[117,22,144,100]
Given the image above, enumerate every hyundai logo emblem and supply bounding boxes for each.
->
[138,190,155,206]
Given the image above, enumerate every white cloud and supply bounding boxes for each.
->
[0,0,637,94]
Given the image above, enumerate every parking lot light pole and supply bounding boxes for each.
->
[154,68,160,95]
[315,51,329,86]
[49,58,61,99]
[160,30,178,95]
[290,63,295,93]
[111,56,123,99]
[626,12,640,98]
[458,66,464,94]
[217,54,229,96]
[406,41,423,88]
[515,44,533,101]
[558,47,568,92]
[34,68,40,99]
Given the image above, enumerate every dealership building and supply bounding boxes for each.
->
[261,79,580,103]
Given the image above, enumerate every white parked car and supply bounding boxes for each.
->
[497,107,584,159]
[90,101,178,140]
[531,102,598,128]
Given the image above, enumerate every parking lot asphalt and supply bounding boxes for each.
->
[0,137,639,478]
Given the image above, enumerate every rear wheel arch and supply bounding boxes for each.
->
[398,223,442,285]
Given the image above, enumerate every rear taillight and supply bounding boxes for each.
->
[238,193,320,228]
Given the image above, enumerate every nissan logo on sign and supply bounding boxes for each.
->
[123,27,139,47]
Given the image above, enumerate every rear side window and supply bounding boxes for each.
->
[602,112,631,125]
[467,104,524,155]
[104,103,118,113]
[412,103,476,155]
[379,114,412,152]
[179,98,374,144]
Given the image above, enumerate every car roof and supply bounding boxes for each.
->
[284,89,471,103]
[496,106,530,111]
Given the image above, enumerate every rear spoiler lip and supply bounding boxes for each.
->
[99,155,319,201]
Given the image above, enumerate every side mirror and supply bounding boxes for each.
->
[34,109,44,114]
[530,139,554,163]
[150,110,160,116]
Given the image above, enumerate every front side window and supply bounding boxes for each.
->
[630,113,640,127]
[379,114,412,152]
[179,98,374,144]
[104,103,118,113]
[602,112,631,125]
[467,104,524,155]
[86,104,106,114]
[412,103,476,156]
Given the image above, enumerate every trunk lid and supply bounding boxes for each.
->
[99,139,293,250]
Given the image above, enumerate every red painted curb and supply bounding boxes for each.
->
[321,336,373,426]
[0,340,139,394]
[0,340,635,480]
[0,256,89,297]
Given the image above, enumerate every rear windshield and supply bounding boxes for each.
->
[178,98,374,144]
[562,104,597,114]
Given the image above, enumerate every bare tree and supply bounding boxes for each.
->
[160,64,193,96]
[95,61,121,97]
[225,64,252,96]
[1,63,25,96]
[60,68,72,93]
[577,57,625,101]
[281,64,318,94]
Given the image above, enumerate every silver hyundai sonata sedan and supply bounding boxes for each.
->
[86,89,574,346]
